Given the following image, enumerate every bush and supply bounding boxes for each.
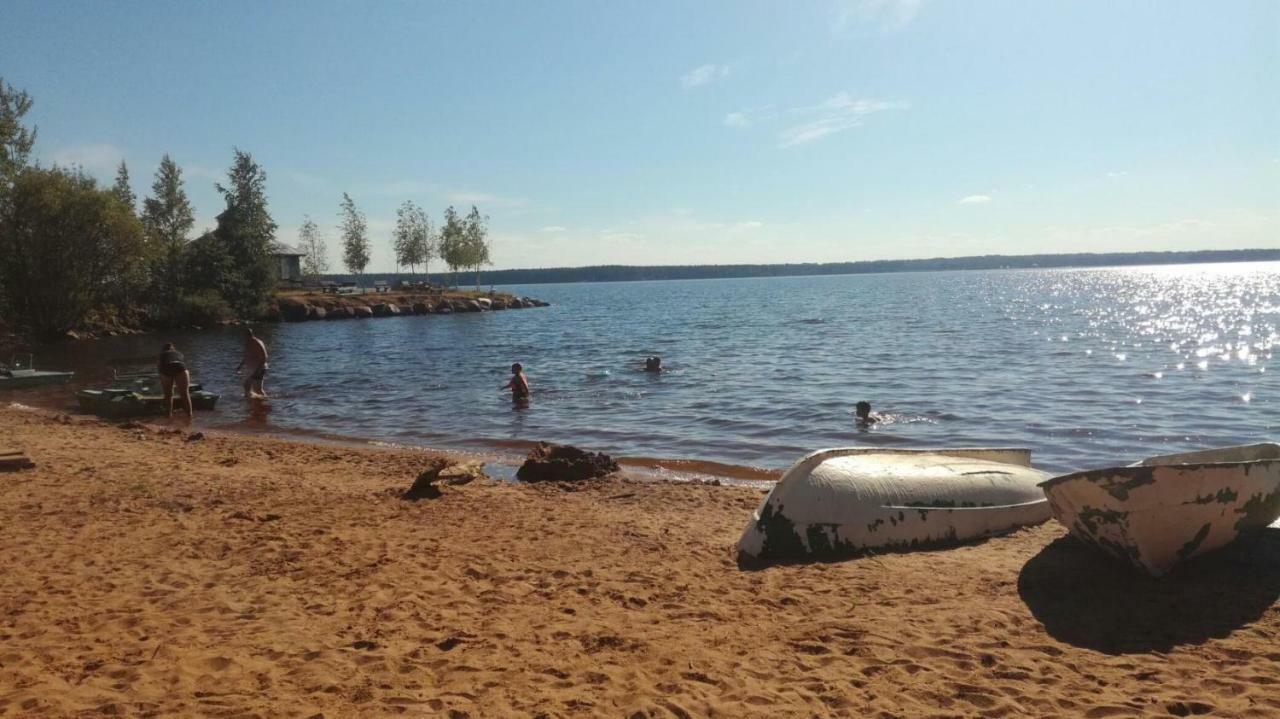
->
[163,290,235,327]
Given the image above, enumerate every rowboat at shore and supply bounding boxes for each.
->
[75,372,220,418]
[1039,443,1280,577]
[736,448,1053,563]
[0,354,74,390]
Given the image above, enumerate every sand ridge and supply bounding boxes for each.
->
[0,406,1277,717]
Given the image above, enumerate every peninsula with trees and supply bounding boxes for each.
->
[0,78,517,347]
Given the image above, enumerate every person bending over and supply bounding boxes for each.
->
[157,342,193,418]
[235,328,269,399]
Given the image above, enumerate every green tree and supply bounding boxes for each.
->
[393,200,432,277]
[0,77,36,198]
[0,77,38,315]
[111,160,136,213]
[141,154,194,302]
[438,205,466,287]
[0,167,145,335]
[298,215,329,281]
[214,149,277,317]
[339,192,369,280]
[462,205,491,290]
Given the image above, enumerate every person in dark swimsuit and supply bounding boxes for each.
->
[502,362,530,402]
[157,342,193,419]
[644,356,662,372]
[855,400,880,427]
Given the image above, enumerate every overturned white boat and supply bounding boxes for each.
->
[737,448,1052,563]
[1039,443,1280,577]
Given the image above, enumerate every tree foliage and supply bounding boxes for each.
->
[340,192,370,279]
[438,205,465,287]
[298,215,329,280]
[213,149,276,317]
[141,154,195,301]
[393,200,433,277]
[0,167,145,335]
[111,161,136,213]
[462,205,491,289]
[0,77,36,197]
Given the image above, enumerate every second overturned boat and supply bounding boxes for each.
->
[737,447,1053,563]
[1039,443,1280,577]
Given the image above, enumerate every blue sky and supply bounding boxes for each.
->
[4,0,1277,271]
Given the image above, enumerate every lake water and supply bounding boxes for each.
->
[13,262,1278,477]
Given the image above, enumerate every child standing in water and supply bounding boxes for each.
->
[502,362,530,402]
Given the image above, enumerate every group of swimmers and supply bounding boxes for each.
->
[160,339,881,427]
[156,329,269,418]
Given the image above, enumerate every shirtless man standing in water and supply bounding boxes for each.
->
[235,328,269,398]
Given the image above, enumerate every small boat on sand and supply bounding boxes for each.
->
[76,371,220,418]
[737,448,1053,563]
[0,354,74,390]
[1039,443,1280,576]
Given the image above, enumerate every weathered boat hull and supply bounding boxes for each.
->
[0,370,74,389]
[1039,444,1280,577]
[737,448,1053,563]
[75,387,220,418]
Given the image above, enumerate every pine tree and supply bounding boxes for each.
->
[111,161,136,213]
[214,149,276,317]
[141,154,194,301]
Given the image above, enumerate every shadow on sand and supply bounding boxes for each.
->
[1018,529,1280,654]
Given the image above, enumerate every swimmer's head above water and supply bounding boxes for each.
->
[855,401,877,424]
[511,362,523,374]
[644,356,662,372]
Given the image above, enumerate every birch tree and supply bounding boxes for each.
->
[339,192,369,281]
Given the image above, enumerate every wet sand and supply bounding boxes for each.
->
[1,405,1278,718]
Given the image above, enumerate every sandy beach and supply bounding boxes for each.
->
[1,405,1278,718]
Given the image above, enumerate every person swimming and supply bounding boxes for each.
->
[644,356,662,372]
[502,362,530,401]
[855,401,880,427]
[157,342,193,419]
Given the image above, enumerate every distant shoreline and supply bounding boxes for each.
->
[331,248,1280,287]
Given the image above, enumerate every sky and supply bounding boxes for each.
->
[3,0,1277,271]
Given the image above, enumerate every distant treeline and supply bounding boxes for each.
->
[329,249,1280,287]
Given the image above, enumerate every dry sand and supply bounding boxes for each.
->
[1,405,1277,718]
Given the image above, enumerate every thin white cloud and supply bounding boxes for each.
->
[446,191,530,209]
[724,112,751,128]
[1105,170,1128,179]
[777,93,906,148]
[958,194,992,204]
[680,64,730,90]
[832,0,924,33]
[541,225,567,233]
[49,143,123,176]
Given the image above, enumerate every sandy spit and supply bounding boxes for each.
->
[0,406,1277,718]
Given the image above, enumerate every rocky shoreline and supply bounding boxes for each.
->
[266,290,550,323]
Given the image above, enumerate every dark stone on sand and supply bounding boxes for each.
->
[403,458,487,500]
[308,305,327,320]
[435,301,454,314]
[464,300,482,312]
[412,301,432,315]
[353,305,374,319]
[372,302,399,317]
[516,442,620,483]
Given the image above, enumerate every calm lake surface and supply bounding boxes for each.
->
[16,262,1279,476]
